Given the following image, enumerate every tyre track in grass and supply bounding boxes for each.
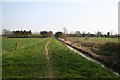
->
[45,38,53,78]
[19,38,47,49]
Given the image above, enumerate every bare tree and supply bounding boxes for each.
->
[2,29,13,37]
[87,32,91,37]
[75,31,81,44]
[96,31,102,37]
[63,27,68,34]
[110,30,113,37]
[75,31,81,37]
[63,27,68,41]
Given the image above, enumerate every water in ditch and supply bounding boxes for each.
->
[66,45,120,76]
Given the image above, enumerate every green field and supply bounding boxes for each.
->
[2,38,46,52]
[2,38,49,78]
[2,38,119,78]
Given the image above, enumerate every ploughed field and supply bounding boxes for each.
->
[2,38,119,78]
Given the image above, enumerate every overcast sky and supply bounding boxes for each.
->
[1,0,119,34]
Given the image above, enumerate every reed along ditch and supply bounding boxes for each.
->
[58,38,120,77]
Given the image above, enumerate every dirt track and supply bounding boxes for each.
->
[45,38,53,78]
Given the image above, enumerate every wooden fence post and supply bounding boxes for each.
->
[15,42,19,50]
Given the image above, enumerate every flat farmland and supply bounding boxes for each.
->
[2,38,119,78]
[2,38,46,52]
[69,37,119,43]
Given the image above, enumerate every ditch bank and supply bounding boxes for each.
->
[58,38,120,76]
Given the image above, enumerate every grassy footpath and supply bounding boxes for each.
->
[48,38,119,78]
[2,38,49,78]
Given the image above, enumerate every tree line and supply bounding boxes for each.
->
[2,29,120,38]
[2,29,53,38]
[55,31,119,38]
